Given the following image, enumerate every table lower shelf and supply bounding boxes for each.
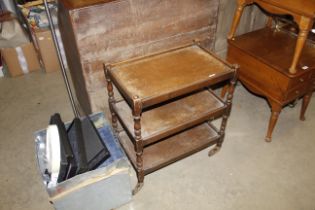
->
[114,90,226,146]
[118,122,220,175]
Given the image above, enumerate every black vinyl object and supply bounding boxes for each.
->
[49,114,110,182]
[67,118,89,175]
[81,117,110,170]
[49,113,77,182]
[67,117,110,175]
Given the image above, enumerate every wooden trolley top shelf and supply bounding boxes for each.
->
[108,45,235,108]
[229,28,315,77]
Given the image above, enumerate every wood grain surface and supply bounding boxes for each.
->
[109,45,233,106]
[119,123,220,175]
[114,90,225,145]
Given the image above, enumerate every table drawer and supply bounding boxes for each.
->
[285,85,309,102]
[311,78,315,90]
[288,71,312,90]
[310,71,315,90]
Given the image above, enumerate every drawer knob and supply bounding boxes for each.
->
[299,78,304,82]
[295,90,300,94]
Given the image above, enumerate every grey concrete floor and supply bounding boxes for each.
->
[0,71,315,210]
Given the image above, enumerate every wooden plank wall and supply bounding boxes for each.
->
[59,0,220,114]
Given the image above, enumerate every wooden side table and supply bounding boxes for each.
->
[104,43,237,193]
[226,0,315,142]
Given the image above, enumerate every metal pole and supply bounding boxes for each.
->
[43,0,80,117]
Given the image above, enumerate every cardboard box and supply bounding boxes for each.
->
[19,2,61,73]
[1,42,41,77]
[0,12,29,48]
[34,29,61,73]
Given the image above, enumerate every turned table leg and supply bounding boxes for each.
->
[266,16,273,28]
[104,64,118,134]
[289,17,313,74]
[132,96,144,195]
[220,84,230,98]
[228,1,246,40]
[209,67,238,156]
[265,101,282,142]
[208,115,228,157]
[300,92,313,121]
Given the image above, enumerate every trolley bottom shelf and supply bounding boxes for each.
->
[118,122,220,175]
